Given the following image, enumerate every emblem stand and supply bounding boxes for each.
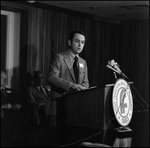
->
[112,77,133,148]
[106,60,133,147]
[112,78,133,134]
[114,126,132,133]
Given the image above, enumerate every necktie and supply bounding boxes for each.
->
[73,56,79,83]
[39,86,47,98]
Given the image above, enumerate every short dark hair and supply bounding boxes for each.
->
[68,30,86,42]
[33,71,43,79]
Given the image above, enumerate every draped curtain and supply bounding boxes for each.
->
[26,7,149,104]
[1,2,148,106]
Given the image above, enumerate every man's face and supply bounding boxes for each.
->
[1,72,7,88]
[69,33,85,55]
[34,73,44,86]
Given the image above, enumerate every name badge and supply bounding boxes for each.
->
[79,63,84,68]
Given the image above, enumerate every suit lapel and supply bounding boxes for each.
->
[63,52,76,83]
[35,87,48,101]
[42,86,49,98]
[63,51,85,84]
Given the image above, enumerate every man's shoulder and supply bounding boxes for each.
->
[28,84,36,90]
[27,85,38,92]
[56,50,68,56]
[54,50,70,60]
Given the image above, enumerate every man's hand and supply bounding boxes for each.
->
[13,104,21,109]
[1,103,12,109]
[8,103,12,109]
[69,83,87,92]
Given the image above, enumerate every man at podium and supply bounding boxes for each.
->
[47,30,89,127]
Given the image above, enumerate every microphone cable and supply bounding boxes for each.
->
[124,74,149,109]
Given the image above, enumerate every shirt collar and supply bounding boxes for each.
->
[34,84,42,90]
[68,49,79,58]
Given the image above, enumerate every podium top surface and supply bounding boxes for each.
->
[105,81,133,87]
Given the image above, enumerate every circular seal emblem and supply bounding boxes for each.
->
[112,79,133,127]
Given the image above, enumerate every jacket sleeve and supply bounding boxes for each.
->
[26,88,37,104]
[48,54,71,92]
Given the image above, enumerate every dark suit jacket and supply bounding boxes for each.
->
[48,50,89,116]
[1,87,21,117]
[1,87,21,138]
[26,84,51,125]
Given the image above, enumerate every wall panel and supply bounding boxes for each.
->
[1,1,149,111]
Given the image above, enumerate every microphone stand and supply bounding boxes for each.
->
[113,72,118,82]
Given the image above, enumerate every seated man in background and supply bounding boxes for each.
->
[26,71,51,129]
[1,71,22,144]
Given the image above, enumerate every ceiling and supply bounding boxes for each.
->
[36,1,149,21]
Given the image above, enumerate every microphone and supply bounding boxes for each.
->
[106,64,121,74]
[107,59,122,74]
[107,59,127,78]
[113,63,122,74]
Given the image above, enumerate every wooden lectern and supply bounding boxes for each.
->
[56,81,149,147]
[56,85,116,144]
